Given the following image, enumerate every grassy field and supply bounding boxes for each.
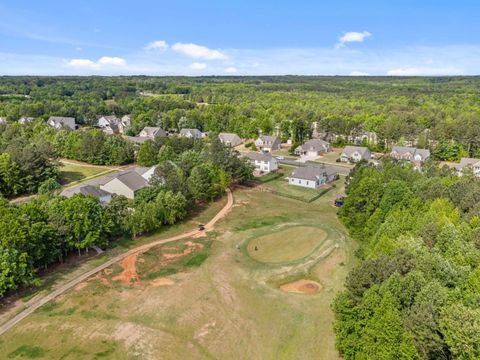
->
[247,226,327,263]
[59,163,114,185]
[0,181,356,359]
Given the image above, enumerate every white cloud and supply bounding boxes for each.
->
[336,31,371,48]
[172,42,228,60]
[224,66,238,74]
[145,40,168,51]
[350,71,370,76]
[65,56,126,69]
[386,66,462,76]
[98,56,126,66]
[65,59,99,69]
[189,62,207,70]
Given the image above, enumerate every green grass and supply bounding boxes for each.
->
[8,345,46,358]
[246,226,327,263]
[234,214,290,231]
[59,163,112,185]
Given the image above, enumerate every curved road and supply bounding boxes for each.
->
[0,189,233,337]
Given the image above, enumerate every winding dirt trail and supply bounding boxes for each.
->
[0,189,233,337]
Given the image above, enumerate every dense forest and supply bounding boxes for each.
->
[0,137,252,297]
[1,76,480,153]
[334,161,480,359]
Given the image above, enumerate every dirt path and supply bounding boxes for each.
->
[0,189,233,337]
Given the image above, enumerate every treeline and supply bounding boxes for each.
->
[334,161,480,359]
[2,76,480,157]
[0,137,251,297]
[0,121,135,197]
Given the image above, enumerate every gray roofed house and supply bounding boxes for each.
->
[179,128,204,139]
[139,126,167,139]
[100,171,149,199]
[254,135,281,152]
[295,139,330,156]
[245,152,278,173]
[340,146,371,162]
[457,157,480,177]
[63,185,112,204]
[47,116,76,130]
[391,146,430,164]
[288,165,337,189]
[18,117,34,125]
[218,132,242,147]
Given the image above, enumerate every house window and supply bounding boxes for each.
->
[306,181,309,186]
[298,180,301,184]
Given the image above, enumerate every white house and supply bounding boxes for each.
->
[340,146,371,162]
[255,135,281,152]
[457,158,480,177]
[295,139,330,156]
[97,115,131,135]
[141,166,157,183]
[100,171,149,199]
[179,128,204,139]
[18,117,34,125]
[47,116,76,130]
[245,152,278,173]
[218,132,242,147]
[288,165,337,189]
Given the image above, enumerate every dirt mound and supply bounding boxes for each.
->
[280,279,322,295]
[113,253,141,285]
[150,278,174,287]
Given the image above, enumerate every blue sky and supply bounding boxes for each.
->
[1,0,479,75]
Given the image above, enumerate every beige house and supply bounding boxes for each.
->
[218,132,242,147]
[100,171,149,199]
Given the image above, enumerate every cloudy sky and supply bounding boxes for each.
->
[0,0,479,76]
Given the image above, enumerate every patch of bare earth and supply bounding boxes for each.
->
[112,253,142,285]
[150,278,174,286]
[280,279,322,295]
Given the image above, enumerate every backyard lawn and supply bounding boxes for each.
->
[59,163,115,185]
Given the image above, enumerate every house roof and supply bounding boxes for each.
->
[79,185,111,198]
[48,116,76,128]
[414,148,430,160]
[342,146,370,157]
[99,115,120,124]
[180,128,203,137]
[115,171,149,191]
[141,126,165,137]
[290,165,337,181]
[257,135,279,143]
[246,152,274,162]
[391,146,416,155]
[297,139,330,152]
[219,132,241,143]
[459,157,480,169]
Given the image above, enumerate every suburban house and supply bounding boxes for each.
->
[100,171,149,199]
[245,152,278,173]
[179,128,204,139]
[62,185,112,205]
[97,115,131,135]
[288,165,337,189]
[340,146,371,162]
[390,146,430,164]
[18,117,34,125]
[47,116,76,130]
[255,135,281,152]
[141,165,157,183]
[295,139,330,156]
[139,126,167,139]
[218,132,242,147]
[456,158,480,177]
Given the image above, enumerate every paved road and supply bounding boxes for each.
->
[0,189,233,337]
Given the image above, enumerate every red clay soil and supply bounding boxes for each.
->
[112,253,142,285]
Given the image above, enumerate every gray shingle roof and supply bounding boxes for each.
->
[180,128,203,137]
[79,185,111,198]
[246,152,274,162]
[116,171,149,191]
[290,165,337,181]
[342,146,370,157]
[48,116,76,129]
[258,135,279,143]
[458,157,480,169]
[297,139,330,152]
[218,132,242,145]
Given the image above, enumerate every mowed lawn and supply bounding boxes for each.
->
[59,163,114,185]
[0,182,356,360]
[247,226,327,263]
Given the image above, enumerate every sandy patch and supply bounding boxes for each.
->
[194,321,216,340]
[113,253,141,285]
[162,242,203,260]
[74,282,88,291]
[150,278,175,286]
[280,279,322,295]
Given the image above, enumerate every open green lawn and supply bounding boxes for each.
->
[59,163,114,185]
[247,225,327,263]
[0,183,356,360]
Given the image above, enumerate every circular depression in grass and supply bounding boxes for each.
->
[246,226,327,263]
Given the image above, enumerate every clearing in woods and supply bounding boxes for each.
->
[0,179,356,359]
